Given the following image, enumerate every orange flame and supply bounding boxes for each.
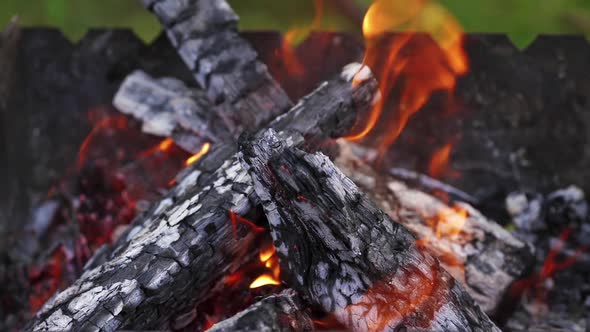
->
[77,115,128,169]
[432,204,467,239]
[185,143,211,167]
[250,243,281,289]
[428,142,458,179]
[280,0,324,77]
[346,0,468,157]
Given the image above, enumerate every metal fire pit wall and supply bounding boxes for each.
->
[1,28,590,329]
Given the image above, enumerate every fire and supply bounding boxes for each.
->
[346,0,468,157]
[185,143,211,166]
[432,204,468,239]
[249,244,281,289]
[229,210,265,238]
[280,0,324,77]
[428,142,459,179]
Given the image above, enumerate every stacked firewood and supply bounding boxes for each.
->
[27,1,546,331]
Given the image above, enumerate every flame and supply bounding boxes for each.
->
[346,0,468,157]
[432,204,468,239]
[428,142,459,179]
[280,0,324,77]
[185,143,211,166]
[77,115,128,169]
[249,274,281,289]
[250,243,281,289]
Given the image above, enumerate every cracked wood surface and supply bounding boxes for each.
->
[334,141,534,317]
[239,129,500,332]
[142,0,291,136]
[208,289,313,332]
[28,65,377,331]
[113,70,232,153]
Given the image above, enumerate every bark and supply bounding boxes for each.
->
[28,64,377,332]
[335,140,534,316]
[141,0,292,135]
[113,70,232,153]
[207,289,314,332]
[239,129,500,332]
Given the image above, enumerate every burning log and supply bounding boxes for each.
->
[113,70,232,153]
[28,64,377,331]
[334,141,534,316]
[207,289,313,332]
[239,129,500,332]
[142,0,291,135]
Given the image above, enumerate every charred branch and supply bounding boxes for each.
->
[113,70,232,153]
[141,0,292,135]
[207,289,314,332]
[239,129,500,332]
[335,141,534,316]
[28,65,377,331]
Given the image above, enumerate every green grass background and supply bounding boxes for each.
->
[1,0,590,48]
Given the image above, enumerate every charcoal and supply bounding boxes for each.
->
[239,129,500,332]
[27,65,377,331]
[207,289,313,332]
[335,140,534,317]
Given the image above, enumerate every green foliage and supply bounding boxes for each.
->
[0,0,589,48]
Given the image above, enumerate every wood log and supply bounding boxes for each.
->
[334,140,534,316]
[141,0,292,135]
[28,64,377,332]
[207,289,314,332]
[113,70,232,153]
[239,129,500,332]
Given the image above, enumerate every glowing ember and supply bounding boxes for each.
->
[229,210,265,238]
[511,228,587,305]
[346,0,468,157]
[185,143,211,166]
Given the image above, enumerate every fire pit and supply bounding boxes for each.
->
[1,0,589,331]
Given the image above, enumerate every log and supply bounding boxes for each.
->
[141,0,292,135]
[239,129,500,332]
[113,70,232,153]
[334,140,534,316]
[207,289,314,332]
[28,64,377,331]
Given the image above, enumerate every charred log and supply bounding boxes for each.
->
[113,70,232,153]
[335,140,534,316]
[28,65,377,331]
[239,129,500,332]
[142,0,292,135]
[207,289,314,332]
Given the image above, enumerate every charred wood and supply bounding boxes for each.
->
[335,141,534,316]
[207,289,314,332]
[113,70,232,153]
[239,129,500,332]
[142,0,292,135]
[28,65,377,331]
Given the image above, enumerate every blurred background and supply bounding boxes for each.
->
[1,0,590,48]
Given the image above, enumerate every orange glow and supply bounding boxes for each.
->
[77,115,128,169]
[185,143,211,167]
[432,204,468,239]
[250,243,281,289]
[280,0,324,77]
[511,228,587,305]
[429,142,458,179]
[249,274,281,288]
[229,210,265,238]
[346,0,468,157]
